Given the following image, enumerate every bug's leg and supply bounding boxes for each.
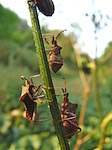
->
[42,85,66,105]
[33,87,52,103]
[41,87,46,94]
[43,37,50,45]
[42,35,53,47]
[34,87,46,97]
[43,78,67,94]
[20,76,27,80]
[59,115,81,133]
[34,118,52,122]
[34,96,51,103]
[33,87,46,99]
[51,36,55,44]
[20,76,29,82]
[53,92,68,97]
[34,118,54,126]
[43,38,55,52]
[43,85,63,91]
[33,96,45,103]
[58,111,77,122]
[66,119,79,127]
[59,116,77,122]
[42,33,54,36]
[45,47,57,52]
[43,85,65,97]
[33,84,43,96]
[64,112,77,117]
[30,73,41,84]
[42,33,54,41]
[20,76,30,86]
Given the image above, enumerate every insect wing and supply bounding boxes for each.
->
[49,54,63,73]
[34,0,55,16]
[26,103,37,121]
[22,94,37,121]
[20,86,28,102]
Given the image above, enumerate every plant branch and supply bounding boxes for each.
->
[72,40,94,150]
[93,63,103,122]
[95,111,112,150]
[72,42,88,87]
[27,1,70,149]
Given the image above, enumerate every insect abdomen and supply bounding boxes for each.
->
[34,0,55,16]
[49,54,63,73]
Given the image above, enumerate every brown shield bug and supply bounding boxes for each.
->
[44,30,66,73]
[46,78,81,138]
[33,0,55,16]
[60,78,81,139]
[19,75,45,121]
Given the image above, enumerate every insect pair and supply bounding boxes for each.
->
[28,0,55,16]
[20,76,81,139]
[43,30,66,73]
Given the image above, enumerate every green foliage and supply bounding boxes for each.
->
[80,53,92,74]
[0,4,112,150]
[101,42,112,64]
[0,4,19,39]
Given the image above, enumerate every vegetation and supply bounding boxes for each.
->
[0,4,112,150]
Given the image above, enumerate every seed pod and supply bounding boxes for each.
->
[34,0,55,16]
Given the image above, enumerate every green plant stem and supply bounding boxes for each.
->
[94,23,103,122]
[93,63,103,122]
[97,111,112,150]
[27,1,70,150]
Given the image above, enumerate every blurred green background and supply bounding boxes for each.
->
[0,4,112,150]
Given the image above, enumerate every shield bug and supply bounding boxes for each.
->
[60,78,81,139]
[44,30,66,73]
[19,75,45,121]
[46,78,81,138]
[33,0,55,16]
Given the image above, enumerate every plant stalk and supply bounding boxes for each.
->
[93,62,103,122]
[27,1,70,149]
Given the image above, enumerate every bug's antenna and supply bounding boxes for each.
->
[44,38,50,45]
[56,29,67,40]
[63,78,66,92]
[52,35,55,44]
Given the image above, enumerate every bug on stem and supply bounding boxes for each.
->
[60,78,81,139]
[45,78,81,138]
[33,0,55,16]
[19,75,45,121]
[44,30,66,73]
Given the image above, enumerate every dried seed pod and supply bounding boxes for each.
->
[44,30,66,73]
[61,78,81,139]
[20,75,44,121]
[34,0,55,16]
